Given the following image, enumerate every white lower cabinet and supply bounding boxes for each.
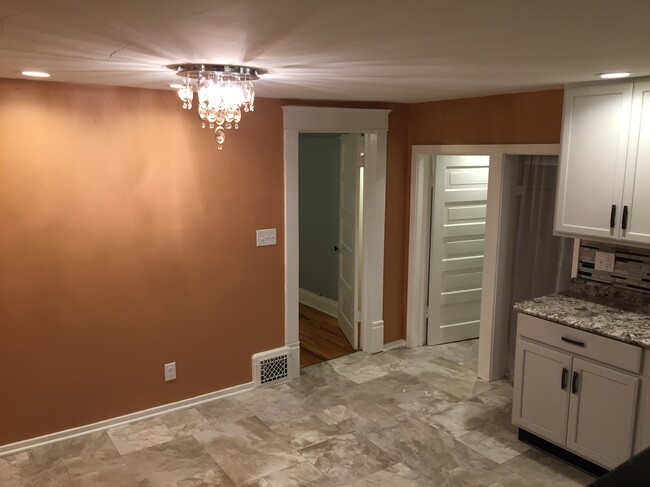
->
[513,314,641,470]
[513,340,571,446]
[566,358,638,469]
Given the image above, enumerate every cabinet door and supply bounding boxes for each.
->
[555,83,632,239]
[622,81,650,244]
[567,358,639,469]
[512,339,572,446]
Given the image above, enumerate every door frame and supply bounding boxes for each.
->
[283,107,391,368]
[406,144,560,381]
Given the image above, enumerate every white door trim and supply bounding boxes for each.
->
[283,107,391,366]
[406,144,561,381]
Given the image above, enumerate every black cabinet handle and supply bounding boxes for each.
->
[572,371,580,394]
[561,337,585,347]
[561,367,568,390]
[622,206,629,230]
[610,205,617,229]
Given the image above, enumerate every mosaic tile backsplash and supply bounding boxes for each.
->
[579,241,650,293]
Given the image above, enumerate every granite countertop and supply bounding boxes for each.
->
[514,280,650,348]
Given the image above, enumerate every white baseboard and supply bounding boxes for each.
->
[0,381,253,458]
[299,288,338,317]
[383,339,406,351]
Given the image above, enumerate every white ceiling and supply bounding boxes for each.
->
[1,0,650,103]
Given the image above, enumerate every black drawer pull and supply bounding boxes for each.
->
[561,367,568,390]
[610,205,616,229]
[562,337,585,347]
[572,371,580,394]
[622,206,629,230]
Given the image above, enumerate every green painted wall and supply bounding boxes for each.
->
[299,133,341,301]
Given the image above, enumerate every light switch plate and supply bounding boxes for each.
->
[594,251,615,272]
[256,228,277,247]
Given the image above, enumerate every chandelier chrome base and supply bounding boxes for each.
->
[168,64,266,80]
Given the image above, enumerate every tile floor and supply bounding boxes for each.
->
[0,340,595,486]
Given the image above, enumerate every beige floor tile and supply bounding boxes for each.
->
[194,415,304,485]
[107,417,175,455]
[344,462,428,487]
[422,401,501,438]
[271,415,343,449]
[299,433,393,484]
[457,422,531,464]
[262,461,334,487]
[121,436,224,487]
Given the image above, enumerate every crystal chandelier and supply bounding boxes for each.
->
[168,64,266,150]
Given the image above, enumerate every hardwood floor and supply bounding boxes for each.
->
[299,303,355,368]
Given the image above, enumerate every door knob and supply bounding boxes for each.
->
[334,246,340,253]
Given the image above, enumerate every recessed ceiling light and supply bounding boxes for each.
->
[169,83,183,89]
[21,70,51,78]
[598,72,632,79]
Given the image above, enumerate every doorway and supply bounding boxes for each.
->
[406,144,562,381]
[298,133,363,367]
[283,106,391,381]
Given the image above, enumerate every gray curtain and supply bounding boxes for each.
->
[507,155,574,373]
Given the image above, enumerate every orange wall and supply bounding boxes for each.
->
[0,80,287,445]
[409,89,564,146]
[383,104,410,343]
[0,79,409,444]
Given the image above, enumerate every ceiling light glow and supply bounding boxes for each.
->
[168,63,266,150]
[21,70,51,78]
[598,72,632,79]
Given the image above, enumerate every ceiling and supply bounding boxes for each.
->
[1,0,650,103]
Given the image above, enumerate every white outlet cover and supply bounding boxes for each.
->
[594,251,615,272]
[164,362,176,382]
[256,228,277,247]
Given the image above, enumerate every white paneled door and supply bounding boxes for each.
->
[338,134,362,349]
[427,155,489,345]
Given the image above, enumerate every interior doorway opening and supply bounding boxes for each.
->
[298,133,364,367]
[500,155,574,374]
[407,144,562,381]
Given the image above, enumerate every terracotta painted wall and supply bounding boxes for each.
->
[0,79,409,445]
[409,89,564,146]
[383,105,410,344]
[0,79,288,445]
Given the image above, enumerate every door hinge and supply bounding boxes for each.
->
[358,152,365,168]
[425,306,429,319]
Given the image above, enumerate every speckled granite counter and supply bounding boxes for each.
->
[514,280,650,348]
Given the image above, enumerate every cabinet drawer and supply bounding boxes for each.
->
[518,313,642,374]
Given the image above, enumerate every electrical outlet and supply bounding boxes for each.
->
[594,251,615,272]
[164,362,176,382]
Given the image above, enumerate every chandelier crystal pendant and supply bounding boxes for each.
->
[168,64,266,150]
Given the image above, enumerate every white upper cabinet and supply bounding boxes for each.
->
[622,81,650,244]
[555,82,632,240]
